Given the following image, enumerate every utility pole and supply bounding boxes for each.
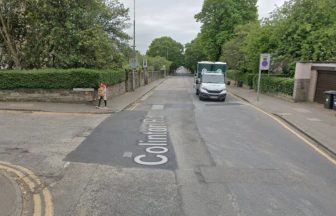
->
[132,0,136,91]
[257,67,262,101]
[166,47,169,76]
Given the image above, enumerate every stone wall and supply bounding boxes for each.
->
[0,70,165,103]
[125,70,164,91]
[107,82,126,98]
[0,88,95,103]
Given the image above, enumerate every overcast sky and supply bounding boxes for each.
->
[120,0,286,53]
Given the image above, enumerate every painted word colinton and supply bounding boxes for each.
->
[134,116,169,166]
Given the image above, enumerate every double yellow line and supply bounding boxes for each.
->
[0,161,54,216]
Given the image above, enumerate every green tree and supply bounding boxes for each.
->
[146,56,172,72]
[195,0,258,61]
[146,36,184,71]
[184,36,208,72]
[0,0,130,69]
[220,0,336,77]
[0,0,28,68]
[267,0,336,61]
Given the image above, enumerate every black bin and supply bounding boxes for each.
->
[324,91,336,109]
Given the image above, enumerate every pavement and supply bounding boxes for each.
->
[0,172,22,216]
[0,78,165,114]
[1,75,336,215]
[0,78,166,216]
[227,85,336,157]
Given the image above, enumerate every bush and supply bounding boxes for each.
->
[226,70,237,80]
[252,75,294,96]
[244,73,255,88]
[226,71,294,96]
[0,68,125,90]
[227,70,245,82]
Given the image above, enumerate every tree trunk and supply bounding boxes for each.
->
[0,10,21,69]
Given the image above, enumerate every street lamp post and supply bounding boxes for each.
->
[132,0,136,91]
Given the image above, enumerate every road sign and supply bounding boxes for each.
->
[260,53,271,70]
[129,58,138,69]
[143,59,148,69]
[257,53,271,101]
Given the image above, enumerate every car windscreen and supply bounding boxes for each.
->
[202,75,224,84]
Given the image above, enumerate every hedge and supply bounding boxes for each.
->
[0,68,125,90]
[227,70,245,82]
[226,70,294,96]
[252,75,294,96]
[226,70,236,80]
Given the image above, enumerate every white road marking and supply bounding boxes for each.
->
[307,118,322,122]
[134,116,170,166]
[151,105,164,110]
[64,162,71,168]
[123,152,133,158]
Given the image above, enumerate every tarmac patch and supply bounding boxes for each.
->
[206,102,243,106]
[165,104,194,110]
[64,111,177,170]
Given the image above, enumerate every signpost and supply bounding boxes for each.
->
[143,59,147,69]
[163,65,166,77]
[131,0,136,91]
[143,59,148,85]
[257,53,271,101]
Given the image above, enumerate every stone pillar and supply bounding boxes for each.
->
[293,63,312,102]
[308,70,318,102]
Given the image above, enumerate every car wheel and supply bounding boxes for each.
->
[221,97,226,102]
[199,96,204,101]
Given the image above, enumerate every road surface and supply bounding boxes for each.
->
[1,76,336,216]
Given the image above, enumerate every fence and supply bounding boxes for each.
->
[125,70,165,92]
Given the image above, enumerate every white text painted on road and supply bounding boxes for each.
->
[134,116,169,166]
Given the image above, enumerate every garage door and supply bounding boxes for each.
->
[315,71,336,103]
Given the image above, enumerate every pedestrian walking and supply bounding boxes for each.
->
[97,82,107,108]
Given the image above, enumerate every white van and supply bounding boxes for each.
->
[198,72,227,102]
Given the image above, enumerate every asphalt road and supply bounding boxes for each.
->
[1,76,336,216]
